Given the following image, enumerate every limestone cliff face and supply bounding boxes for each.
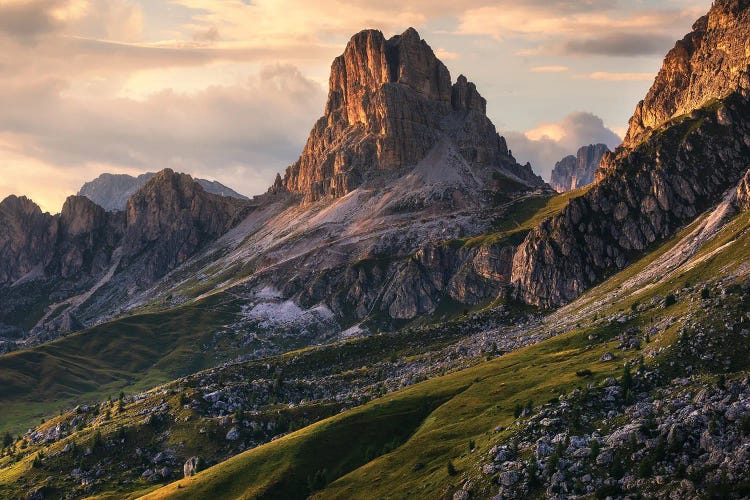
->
[51,196,124,279]
[512,94,750,306]
[623,0,750,148]
[0,195,126,285]
[281,28,541,202]
[509,0,750,307]
[550,144,610,192]
[123,169,250,281]
[0,196,57,285]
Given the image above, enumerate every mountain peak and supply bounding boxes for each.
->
[550,144,609,192]
[280,27,541,202]
[623,0,749,147]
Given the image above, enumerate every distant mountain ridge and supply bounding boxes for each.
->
[0,169,250,343]
[549,143,609,192]
[78,172,248,211]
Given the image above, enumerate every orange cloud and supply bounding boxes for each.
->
[583,72,654,81]
[531,66,569,73]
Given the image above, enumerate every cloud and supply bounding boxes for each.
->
[531,66,568,73]
[503,112,622,181]
[563,32,674,57]
[0,64,326,212]
[435,48,459,60]
[456,4,706,57]
[0,0,67,41]
[0,0,714,212]
[582,72,654,81]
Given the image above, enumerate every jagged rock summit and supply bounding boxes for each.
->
[512,0,750,307]
[623,0,750,148]
[123,169,250,281]
[550,144,610,192]
[0,169,251,341]
[280,27,542,202]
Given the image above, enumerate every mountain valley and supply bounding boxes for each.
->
[1,1,750,499]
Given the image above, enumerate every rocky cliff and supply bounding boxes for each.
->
[123,169,250,282]
[550,144,609,192]
[49,196,124,280]
[0,195,124,286]
[510,0,750,307]
[623,0,750,148]
[0,196,57,286]
[512,93,750,306]
[736,169,750,210]
[0,169,250,337]
[78,172,248,211]
[281,28,542,202]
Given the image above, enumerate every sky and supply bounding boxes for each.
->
[0,0,712,213]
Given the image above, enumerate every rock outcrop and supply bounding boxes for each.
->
[512,93,750,306]
[281,28,542,202]
[78,172,248,211]
[735,169,750,211]
[0,169,250,336]
[0,195,124,285]
[0,196,57,285]
[511,0,750,307]
[50,196,124,279]
[623,0,750,148]
[123,169,250,281]
[550,144,610,192]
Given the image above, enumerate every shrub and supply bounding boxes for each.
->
[664,294,677,307]
[741,415,750,436]
[307,468,328,493]
[575,369,593,377]
[92,430,104,449]
[446,460,457,476]
[589,439,600,459]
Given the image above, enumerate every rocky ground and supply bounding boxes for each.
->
[462,280,750,499]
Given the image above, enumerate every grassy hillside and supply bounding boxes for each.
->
[143,202,750,500]
[143,320,635,500]
[0,295,242,435]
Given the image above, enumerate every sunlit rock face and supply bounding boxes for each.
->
[623,0,750,149]
[281,27,542,202]
[511,0,750,308]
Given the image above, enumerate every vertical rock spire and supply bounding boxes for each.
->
[280,28,541,202]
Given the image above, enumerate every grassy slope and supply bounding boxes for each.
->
[0,295,241,435]
[143,322,628,500]
[143,204,750,500]
[451,186,591,249]
[141,379,470,500]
